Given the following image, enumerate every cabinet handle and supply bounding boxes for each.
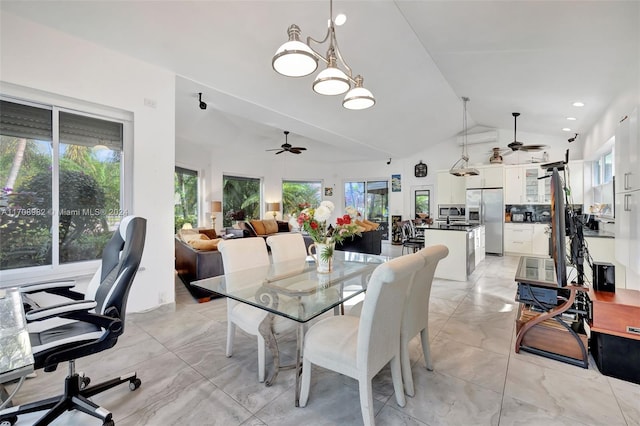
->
[624,172,631,190]
[624,194,632,212]
[628,326,640,336]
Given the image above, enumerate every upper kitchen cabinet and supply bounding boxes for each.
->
[465,165,504,189]
[566,160,584,206]
[504,165,523,204]
[615,107,640,283]
[437,170,466,205]
[505,165,544,203]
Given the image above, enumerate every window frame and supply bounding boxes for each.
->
[281,179,323,219]
[0,91,132,285]
[343,178,390,240]
[222,174,263,227]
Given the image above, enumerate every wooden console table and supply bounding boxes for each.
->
[514,256,589,368]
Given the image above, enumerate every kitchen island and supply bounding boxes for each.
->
[419,223,484,281]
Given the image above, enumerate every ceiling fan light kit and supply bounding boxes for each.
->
[450,97,479,177]
[272,0,375,110]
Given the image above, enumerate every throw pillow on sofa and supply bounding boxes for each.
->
[188,236,221,251]
[263,219,278,234]
[250,219,266,235]
[363,219,380,231]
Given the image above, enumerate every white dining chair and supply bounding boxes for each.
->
[400,244,449,396]
[266,233,307,263]
[299,252,425,426]
[218,237,296,382]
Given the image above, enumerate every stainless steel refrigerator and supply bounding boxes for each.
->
[466,188,504,255]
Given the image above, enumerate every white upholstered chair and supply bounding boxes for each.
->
[400,244,449,396]
[266,233,307,263]
[217,237,296,382]
[299,252,426,426]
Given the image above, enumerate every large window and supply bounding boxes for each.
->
[592,147,615,217]
[174,166,199,232]
[0,99,126,271]
[282,180,322,218]
[344,180,389,239]
[222,175,261,227]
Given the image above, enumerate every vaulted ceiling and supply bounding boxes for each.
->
[2,1,638,161]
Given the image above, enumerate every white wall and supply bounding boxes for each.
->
[1,12,176,312]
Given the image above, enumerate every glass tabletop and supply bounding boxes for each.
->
[514,256,558,288]
[192,251,388,323]
[0,288,34,383]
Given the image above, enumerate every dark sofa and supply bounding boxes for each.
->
[336,230,383,255]
[174,237,225,301]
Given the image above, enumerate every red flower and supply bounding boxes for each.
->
[342,214,351,224]
[310,221,318,230]
[337,217,345,226]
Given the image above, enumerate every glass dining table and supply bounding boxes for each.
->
[192,250,388,406]
[0,287,35,410]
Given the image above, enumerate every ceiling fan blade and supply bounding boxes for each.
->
[266,148,281,151]
[290,147,306,151]
[289,149,302,154]
[519,144,548,152]
[275,150,285,155]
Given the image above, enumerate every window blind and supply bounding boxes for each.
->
[0,100,52,141]
[59,112,122,150]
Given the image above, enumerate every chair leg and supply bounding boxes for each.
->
[400,339,415,397]
[298,358,312,407]
[420,328,433,371]
[390,355,406,407]
[226,321,235,357]
[358,379,375,426]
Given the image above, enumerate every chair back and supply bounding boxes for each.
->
[400,221,414,241]
[403,245,449,338]
[357,252,425,374]
[266,233,307,263]
[218,237,270,274]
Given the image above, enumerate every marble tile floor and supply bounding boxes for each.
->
[4,247,639,426]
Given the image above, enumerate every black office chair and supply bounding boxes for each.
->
[0,216,147,426]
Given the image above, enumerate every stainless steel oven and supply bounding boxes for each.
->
[437,205,466,221]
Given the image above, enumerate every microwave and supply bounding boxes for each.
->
[438,205,465,220]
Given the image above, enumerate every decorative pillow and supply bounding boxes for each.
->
[199,228,217,239]
[363,219,380,231]
[238,221,257,237]
[263,219,278,234]
[188,238,221,251]
[179,229,204,243]
[355,219,372,231]
[276,220,290,232]
[250,219,266,235]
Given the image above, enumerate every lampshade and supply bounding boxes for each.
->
[267,202,280,212]
[211,201,222,213]
[342,75,375,110]
[313,65,350,96]
[272,25,319,77]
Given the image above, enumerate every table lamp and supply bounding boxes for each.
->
[211,201,222,228]
[267,202,280,219]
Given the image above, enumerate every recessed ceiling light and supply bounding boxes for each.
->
[334,13,347,26]
[562,128,572,132]
[566,117,577,121]
[572,101,585,107]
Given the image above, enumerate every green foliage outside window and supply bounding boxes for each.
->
[282,181,321,218]
[223,175,260,227]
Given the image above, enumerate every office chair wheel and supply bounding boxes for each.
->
[0,415,17,426]
[80,375,91,389]
[128,378,142,391]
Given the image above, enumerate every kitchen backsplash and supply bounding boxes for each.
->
[505,204,582,223]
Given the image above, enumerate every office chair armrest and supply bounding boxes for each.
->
[25,300,98,322]
[19,280,84,300]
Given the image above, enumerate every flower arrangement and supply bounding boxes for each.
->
[226,209,246,221]
[297,201,361,245]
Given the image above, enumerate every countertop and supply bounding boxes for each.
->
[419,223,482,232]
[583,229,615,239]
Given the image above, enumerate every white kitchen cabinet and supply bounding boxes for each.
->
[437,170,466,205]
[504,166,523,204]
[615,107,640,284]
[504,223,533,254]
[532,224,550,256]
[474,225,486,266]
[466,165,504,189]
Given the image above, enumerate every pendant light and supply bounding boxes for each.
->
[272,0,375,110]
[450,97,479,177]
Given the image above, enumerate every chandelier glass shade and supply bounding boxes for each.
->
[272,0,374,110]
